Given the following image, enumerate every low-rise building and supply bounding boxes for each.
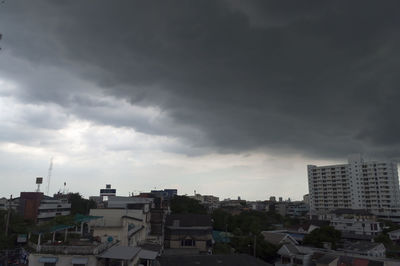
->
[220,199,246,208]
[261,231,298,246]
[248,201,268,211]
[320,209,382,237]
[150,189,177,200]
[276,203,287,217]
[164,214,212,254]
[29,235,148,266]
[89,205,151,247]
[18,192,71,223]
[277,243,398,266]
[315,254,339,266]
[0,197,19,211]
[339,241,386,257]
[107,196,154,209]
[158,254,272,266]
[277,244,314,265]
[190,194,220,209]
[388,228,400,241]
[286,201,309,217]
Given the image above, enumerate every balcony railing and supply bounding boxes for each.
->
[29,239,118,255]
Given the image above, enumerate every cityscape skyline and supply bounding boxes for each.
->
[0,154,398,202]
[1,1,400,203]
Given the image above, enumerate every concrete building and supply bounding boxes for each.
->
[277,243,398,266]
[18,192,71,223]
[89,205,151,247]
[261,231,298,246]
[107,196,154,209]
[286,201,309,217]
[28,235,156,266]
[190,194,220,209]
[308,154,400,220]
[388,228,400,241]
[150,189,177,200]
[249,201,269,211]
[303,194,310,206]
[276,202,287,217]
[220,199,246,208]
[339,242,386,257]
[164,214,212,254]
[319,209,382,238]
[0,197,19,211]
[158,254,271,266]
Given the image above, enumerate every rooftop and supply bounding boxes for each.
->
[98,246,141,260]
[29,239,117,255]
[341,241,384,252]
[165,214,212,227]
[316,254,338,264]
[158,254,272,266]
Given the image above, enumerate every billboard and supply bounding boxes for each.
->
[36,177,43,184]
[100,188,116,196]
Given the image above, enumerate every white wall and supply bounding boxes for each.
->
[28,254,98,266]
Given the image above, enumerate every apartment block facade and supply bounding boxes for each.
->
[308,154,400,220]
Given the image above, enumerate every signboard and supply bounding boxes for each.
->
[36,177,43,184]
[100,188,116,196]
[17,234,27,243]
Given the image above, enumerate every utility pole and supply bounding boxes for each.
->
[5,195,11,237]
[253,234,256,257]
[4,194,12,266]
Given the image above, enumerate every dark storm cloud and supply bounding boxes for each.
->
[1,0,400,159]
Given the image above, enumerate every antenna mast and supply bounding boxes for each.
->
[45,157,53,196]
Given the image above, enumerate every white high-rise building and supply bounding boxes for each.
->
[308,154,400,220]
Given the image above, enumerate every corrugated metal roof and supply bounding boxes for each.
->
[139,249,158,260]
[98,246,141,260]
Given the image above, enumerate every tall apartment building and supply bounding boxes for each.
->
[308,154,400,220]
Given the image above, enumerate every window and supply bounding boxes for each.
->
[181,239,196,246]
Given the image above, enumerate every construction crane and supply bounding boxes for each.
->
[45,157,53,196]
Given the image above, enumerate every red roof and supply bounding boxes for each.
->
[352,258,369,266]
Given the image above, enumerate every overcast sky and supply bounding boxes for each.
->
[0,1,399,200]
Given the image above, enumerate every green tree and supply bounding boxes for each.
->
[303,226,341,249]
[230,234,278,263]
[212,209,232,231]
[68,193,97,215]
[0,210,35,249]
[170,196,207,214]
[374,233,393,247]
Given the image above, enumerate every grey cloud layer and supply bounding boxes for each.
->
[1,0,400,159]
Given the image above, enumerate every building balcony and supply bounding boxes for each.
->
[37,211,71,219]
[29,238,118,255]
